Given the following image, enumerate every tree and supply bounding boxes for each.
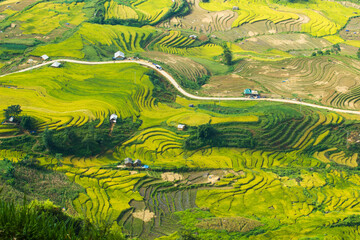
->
[357,48,360,59]
[222,44,232,65]
[20,116,36,131]
[3,105,22,119]
[333,44,341,54]
[42,127,53,151]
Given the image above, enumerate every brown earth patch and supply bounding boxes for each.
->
[132,210,155,222]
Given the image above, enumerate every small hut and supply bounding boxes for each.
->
[41,54,49,61]
[189,104,194,107]
[51,61,61,68]
[244,89,252,95]
[113,51,125,60]
[110,114,118,123]
[233,6,239,10]
[189,35,197,39]
[177,124,186,131]
[124,158,133,167]
[134,159,142,167]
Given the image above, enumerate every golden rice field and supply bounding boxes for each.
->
[8,2,86,35]
[31,23,156,59]
[103,0,174,24]
[0,63,155,130]
[199,0,359,37]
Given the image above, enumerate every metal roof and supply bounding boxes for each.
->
[51,61,61,67]
[114,51,125,58]
[41,54,49,60]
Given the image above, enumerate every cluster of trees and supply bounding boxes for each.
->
[311,44,341,57]
[184,124,217,150]
[3,105,36,131]
[222,44,233,65]
[41,118,141,157]
[184,123,255,150]
[147,70,176,103]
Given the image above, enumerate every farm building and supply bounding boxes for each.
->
[244,89,260,97]
[51,61,61,68]
[110,114,118,123]
[244,89,252,95]
[124,158,133,167]
[8,117,14,122]
[189,35,197,39]
[189,104,194,107]
[134,159,142,166]
[113,51,125,60]
[233,6,239,10]
[177,124,186,131]
[41,54,49,61]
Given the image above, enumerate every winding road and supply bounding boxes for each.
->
[2,59,360,116]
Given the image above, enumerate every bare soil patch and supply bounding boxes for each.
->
[132,210,155,222]
[161,172,183,181]
[201,74,263,97]
[157,0,237,33]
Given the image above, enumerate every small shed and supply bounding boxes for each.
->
[244,88,252,95]
[134,159,142,166]
[51,61,61,68]
[41,54,49,61]
[110,114,118,123]
[8,117,14,122]
[189,104,194,107]
[233,6,239,10]
[177,124,186,131]
[251,90,259,95]
[124,158,133,167]
[113,51,125,60]
[189,35,197,39]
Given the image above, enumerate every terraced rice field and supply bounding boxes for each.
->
[196,167,360,239]
[141,51,209,83]
[198,0,359,37]
[217,56,360,109]
[158,0,237,33]
[103,0,175,25]
[31,23,156,59]
[7,2,87,35]
[238,33,331,52]
[0,62,155,130]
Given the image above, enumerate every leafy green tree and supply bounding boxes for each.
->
[333,44,341,53]
[3,105,22,119]
[317,50,323,55]
[20,116,35,131]
[42,127,53,151]
[357,48,360,59]
[222,44,232,65]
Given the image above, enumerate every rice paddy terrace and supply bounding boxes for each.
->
[1,0,360,239]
